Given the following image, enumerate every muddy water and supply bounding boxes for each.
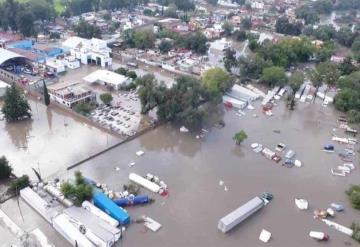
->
[0,98,121,179]
[58,99,360,247]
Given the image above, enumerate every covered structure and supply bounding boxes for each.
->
[0,48,28,68]
[83,70,131,90]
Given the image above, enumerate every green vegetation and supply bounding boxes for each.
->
[233,130,247,145]
[275,17,302,36]
[137,74,212,130]
[100,93,113,105]
[8,175,30,194]
[261,66,288,87]
[334,70,360,122]
[0,156,12,180]
[43,81,50,106]
[74,101,97,116]
[351,222,360,243]
[202,67,232,102]
[346,185,360,210]
[222,22,234,37]
[60,171,93,206]
[74,19,101,39]
[2,83,31,122]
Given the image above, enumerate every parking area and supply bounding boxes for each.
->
[91,89,142,137]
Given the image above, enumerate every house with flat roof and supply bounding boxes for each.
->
[62,36,112,67]
[48,82,95,108]
[83,70,131,90]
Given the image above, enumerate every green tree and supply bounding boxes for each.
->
[339,57,356,75]
[233,130,247,145]
[158,40,173,53]
[43,81,50,106]
[74,102,97,116]
[315,61,340,88]
[2,83,31,121]
[202,67,232,101]
[100,93,113,105]
[241,17,252,29]
[347,185,360,210]
[60,171,93,206]
[16,9,35,37]
[222,22,233,37]
[275,17,302,36]
[313,0,333,14]
[133,30,156,49]
[295,5,319,25]
[8,175,30,194]
[233,30,247,42]
[352,37,360,62]
[289,71,304,93]
[0,156,12,180]
[126,71,137,80]
[260,66,288,87]
[351,222,360,243]
[336,27,356,47]
[223,48,237,73]
[74,19,101,39]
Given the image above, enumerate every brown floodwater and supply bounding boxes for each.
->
[0,98,121,179]
[1,97,359,247]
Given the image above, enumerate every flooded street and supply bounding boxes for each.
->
[50,99,359,247]
[0,98,121,179]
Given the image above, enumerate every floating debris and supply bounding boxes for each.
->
[259,229,271,243]
[295,198,308,210]
[136,150,144,156]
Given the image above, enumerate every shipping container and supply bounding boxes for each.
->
[52,214,95,247]
[218,197,265,233]
[20,187,59,224]
[44,185,73,207]
[93,192,130,225]
[113,195,150,207]
[64,206,118,246]
[129,173,160,193]
[82,200,119,228]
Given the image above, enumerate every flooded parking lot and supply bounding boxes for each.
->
[0,97,121,179]
[50,99,359,247]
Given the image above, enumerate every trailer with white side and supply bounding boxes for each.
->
[44,184,73,207]
[82,200,119,228]
[218,196,267,233]
[129,173,161,193]
[20,187,59,224]
[52,214,95,247]
[64,206,119,246]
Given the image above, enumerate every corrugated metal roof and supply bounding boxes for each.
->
[0,48,25,65]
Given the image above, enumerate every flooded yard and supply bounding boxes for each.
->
[51,99,359,247]
[0,97,121,179]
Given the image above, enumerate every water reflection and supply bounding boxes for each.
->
[46,107,53,131]
[5,119,33,150]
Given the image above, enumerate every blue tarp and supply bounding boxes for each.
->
[93,192,130,225]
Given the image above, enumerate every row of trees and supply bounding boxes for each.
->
[124,28,209,54]
[0,0,150,37]
[136,67,232,130]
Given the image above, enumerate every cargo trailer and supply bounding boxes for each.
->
[129,173,160,193]
[218,196,265,233]
[64,206,119,246]
[20,187,59,224]
[93,192,130,225]
[113,195,150,207]
[52,214,95,247]
[82,200,119,227]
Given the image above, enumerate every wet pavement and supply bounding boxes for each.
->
[53,98,359,247]
[1,92,359,246]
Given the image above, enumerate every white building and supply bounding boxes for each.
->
[0,80,9,97]
[83,70,132,90]
[62,36,112,67]
[48,82,94,108]
[46,59,66,74]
